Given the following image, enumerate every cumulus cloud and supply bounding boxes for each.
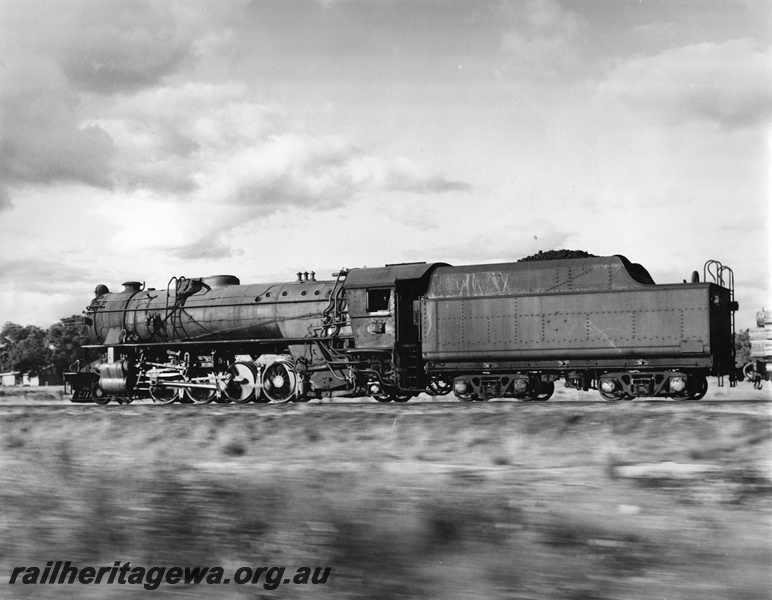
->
[1,0,212,95]
[1,0,468,221]
[0,1,235,197]
[598,39,772,128]
[59,2,198,95]
[95,83,470,218]
[0,0,469,260]
[0,258,95,294]
[366,156,471,194]
[0,54,115,192]
[203,134,470,211]
[500,0,585,76]
[0,2,165,196]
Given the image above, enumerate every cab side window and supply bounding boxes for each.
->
[367,288,391,313]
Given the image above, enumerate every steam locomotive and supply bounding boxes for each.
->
[65,255,738,404]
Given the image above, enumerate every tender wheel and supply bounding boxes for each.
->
[223,361,258,404]
[518,376,543,401]
[374,393,392,403]
[452,379,474,401]
[687,375,708,400]
[598,378,624,401]
[534,381,555,401]
[262,361,297,403]
[390,393,413,403]
[427,379,453,396]
[599,389,625,401]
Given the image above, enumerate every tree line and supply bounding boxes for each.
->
[0,316,755,379]
[0,317,95,378]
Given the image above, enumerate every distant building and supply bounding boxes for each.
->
[0,371,57,386]
[749,309,772,381]
[750,310,772,357]
[0,371,21,386]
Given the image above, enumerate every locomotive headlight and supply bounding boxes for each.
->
[453,380,469,395]
[669,376,686,392]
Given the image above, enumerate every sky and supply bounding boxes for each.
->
[0,0,770,330]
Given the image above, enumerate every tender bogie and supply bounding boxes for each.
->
[451,373,551,401]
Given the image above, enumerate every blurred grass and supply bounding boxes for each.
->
[2,376,770,405]
[0,405,770,599]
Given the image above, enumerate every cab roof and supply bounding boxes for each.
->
[343,262,447,290]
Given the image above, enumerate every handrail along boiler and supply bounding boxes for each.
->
[65,255,738,403]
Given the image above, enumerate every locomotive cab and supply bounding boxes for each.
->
[344,262,446,396]
[344,262,445,349]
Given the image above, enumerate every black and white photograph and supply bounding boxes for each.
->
[1,1,770,598]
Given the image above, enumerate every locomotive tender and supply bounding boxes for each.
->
[65,255,737,404]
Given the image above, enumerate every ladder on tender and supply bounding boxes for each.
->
[704,260,736,387]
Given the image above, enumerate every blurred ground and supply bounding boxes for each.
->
[0,385,770,599]
[2,375,770,404]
